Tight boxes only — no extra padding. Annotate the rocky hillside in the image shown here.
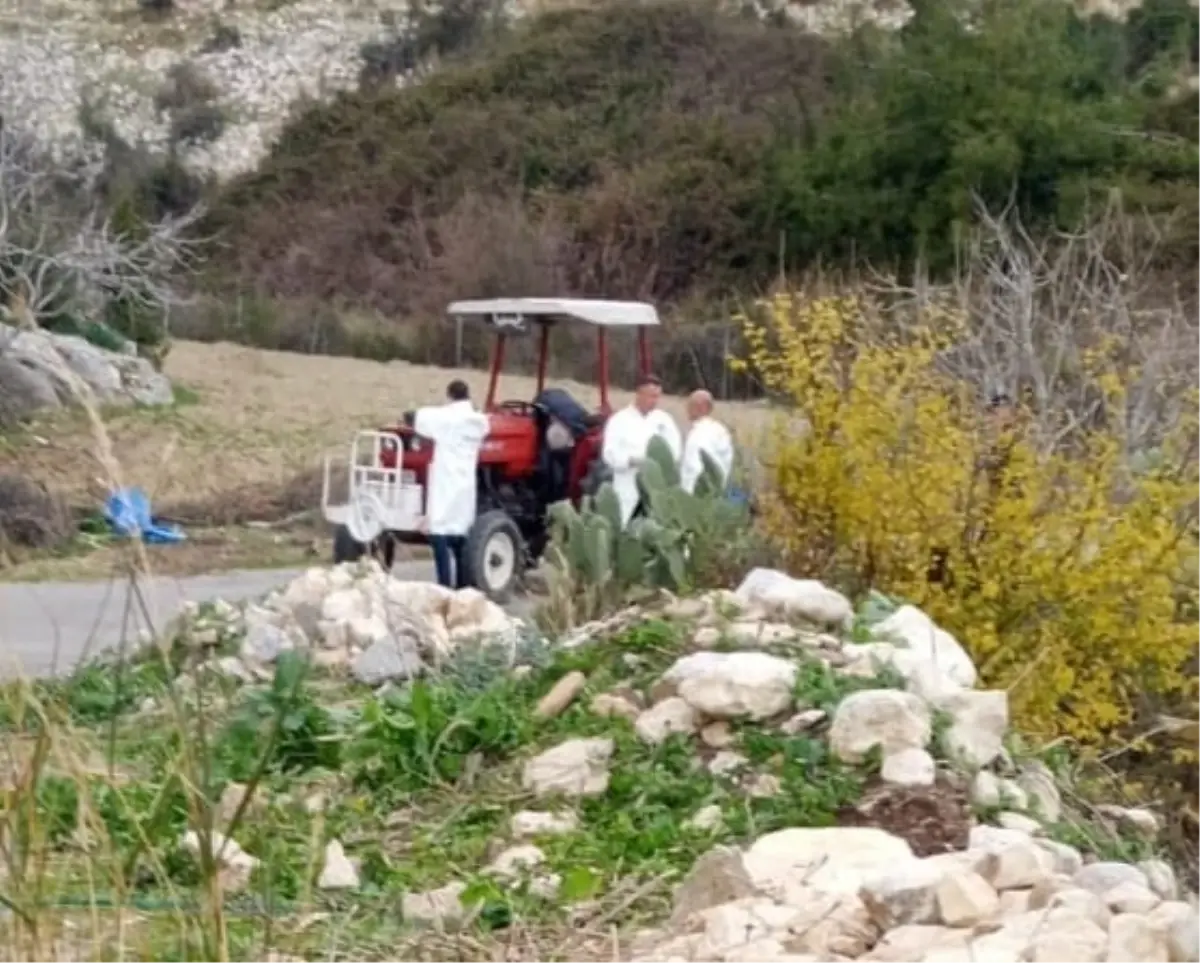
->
[0,0,1183,183]
[3,560,1194,960]
[0,0,403,179]
[0,0,910,182]
[2,0,1194,383]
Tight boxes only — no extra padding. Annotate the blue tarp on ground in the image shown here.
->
[104,487,187,545]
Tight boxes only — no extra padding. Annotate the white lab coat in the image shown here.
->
[601,404,682,525]
[414,400,490,536]
[681,416,735,494]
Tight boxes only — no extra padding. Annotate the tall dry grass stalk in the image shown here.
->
[0,328,304,961]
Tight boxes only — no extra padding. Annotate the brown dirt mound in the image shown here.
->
[836,778,972,858]
[0,473,74,551]
[160,465,341,526]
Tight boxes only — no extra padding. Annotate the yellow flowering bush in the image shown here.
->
[736,291,1198,748]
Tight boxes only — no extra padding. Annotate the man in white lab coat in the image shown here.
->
[414,379,490,588]
[680,389,735,494]
[601,374,682,526]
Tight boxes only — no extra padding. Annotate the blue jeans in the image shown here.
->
[430,534,467,589]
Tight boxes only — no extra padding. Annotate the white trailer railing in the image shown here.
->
[321,430,424,543]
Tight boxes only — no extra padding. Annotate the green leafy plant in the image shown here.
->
[345,676,535,796]
[214,652,339,780]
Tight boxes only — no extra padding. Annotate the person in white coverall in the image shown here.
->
[680,389,734,494]
[601,374,682,526]
[414,379,490,588]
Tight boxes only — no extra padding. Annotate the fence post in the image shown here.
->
[722,323,731,399]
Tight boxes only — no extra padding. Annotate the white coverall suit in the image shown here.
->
[414,399,490,587]
[680,415,735,494]
[601,404,682,526]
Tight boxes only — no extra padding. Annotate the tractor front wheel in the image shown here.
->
[464,511,523,603]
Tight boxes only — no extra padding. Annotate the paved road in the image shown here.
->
[0,560,437,679]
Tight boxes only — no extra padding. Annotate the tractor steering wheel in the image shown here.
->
[496,400,537,417]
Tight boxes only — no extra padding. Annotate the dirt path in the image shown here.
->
[0,562,539,679]
[2,559,536,678]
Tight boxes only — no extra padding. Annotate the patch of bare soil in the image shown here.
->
[836,779,973,857]
[5,339,777,520]
[0,340,777,579]
[0,522,333,582]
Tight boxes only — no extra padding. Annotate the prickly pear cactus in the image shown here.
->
[594,483,624,534]
[582,513,614,586]
[615,531,646,584]
[645,435,681,487]
[694,450,726,499]
[546,432,751,609]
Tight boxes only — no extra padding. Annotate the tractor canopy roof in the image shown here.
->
[447,298,660,329]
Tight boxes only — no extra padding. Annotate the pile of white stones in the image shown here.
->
[179,564,1196,961]
[630,823,1195,962]
[181,559,523,687]
[484,570,1197,962]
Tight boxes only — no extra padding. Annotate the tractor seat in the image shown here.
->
[534,388,594,439]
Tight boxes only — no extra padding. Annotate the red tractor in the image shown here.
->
[320,298,659,600]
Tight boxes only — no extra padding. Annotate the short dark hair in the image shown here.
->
[447,379,470,401]
[636,373,662,390]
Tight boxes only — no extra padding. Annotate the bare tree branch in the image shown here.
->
[0,124,206,344]
[866,195,1197,459]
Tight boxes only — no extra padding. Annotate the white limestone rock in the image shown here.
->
[733,569,853,627]
[522,737,614,798]
[829,690,932,763]
[663,651,798,721]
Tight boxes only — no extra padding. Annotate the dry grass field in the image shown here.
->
[1,340,778,579]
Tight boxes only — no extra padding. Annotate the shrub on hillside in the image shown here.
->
[199,20,242,55]
[137,0,174,16]
[153,62,218,115]
[154,61,226,148]
[207,1,831,306]
[206,0,1197,321]
[736,219,1198,749]
[766,0,1199,272]
[360,0,509,87]
[169,103,226,147]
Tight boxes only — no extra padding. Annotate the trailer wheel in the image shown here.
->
[333,524,366,565]
[464,511,522,603]
[375,533,397,572]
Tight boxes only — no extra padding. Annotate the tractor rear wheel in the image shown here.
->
[332,524,366,565]
[464,511,523,603]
